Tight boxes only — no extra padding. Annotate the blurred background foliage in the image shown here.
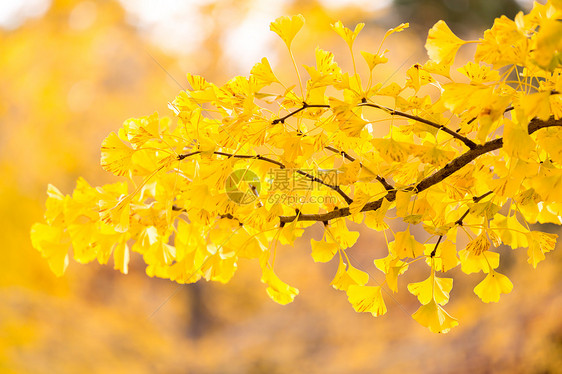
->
[1,0,561,373]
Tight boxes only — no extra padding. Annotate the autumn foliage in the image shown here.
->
[32,1,562,333]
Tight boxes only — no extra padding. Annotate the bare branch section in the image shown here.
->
[279,116,562,224]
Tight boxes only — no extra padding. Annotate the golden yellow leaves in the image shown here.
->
[270,14,305,49]
[473,270,513,303]
[100,132,134,177]
[30,223,69,277]
[392,228,425,259]
[347,285,387,317]
[457,62,500,84]
[331,21,364,50]
[412,299,459,334]
[31,5,562,336]
[331,260,369,291]
[533,19,562,70]
[30,178,135,277]
[425,20,467,66]
[475,16,527,68]
[527,231,558,268]
[261,267,299,305]
[465,233,490,256]
[310,239,338,263]
[250,57,280,86]
[361,51,388,71]
[406,64,435,92]
[304,48,342,90]
[408,275,453,306]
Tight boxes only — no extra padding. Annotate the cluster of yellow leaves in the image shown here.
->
[32,1,562,333]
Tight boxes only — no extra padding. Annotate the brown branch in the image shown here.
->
[324,146,395,192]
[430,235,443,258]
[272,102,330,124]
[454,191,494,226]
[279,116,562,224]
[359,102,478,149]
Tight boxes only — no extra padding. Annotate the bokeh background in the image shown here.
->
[2,0,561,373]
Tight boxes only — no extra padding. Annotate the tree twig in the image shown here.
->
[272,102,330,124]
[359,102,478,149]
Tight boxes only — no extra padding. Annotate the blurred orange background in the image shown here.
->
[1,0,561,373]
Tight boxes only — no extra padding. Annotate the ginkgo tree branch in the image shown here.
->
[324,145,395,191]
[455,190,494,226]
[177,149,353,205]
[279,116,562,224]
[272,101,478,149]
[358,102,478,149]
[271,102,331,124]
[30,8,562,334]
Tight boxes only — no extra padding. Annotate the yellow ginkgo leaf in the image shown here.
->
[392,227,425,259]
[385,22,409,37]
[374,252,408,293]
[533,19,562,70]
[412,299,458,333]
[121,112,165,149]
[310,238,339,263]
[526,230,558,268]
[459,249,499,274]
[250,57,280,85]
[326,219,360,249]
[457,61,500,84]
[99,195,131,233]
[376,82,403,97]
[30,223,70,277]
[425,20,467,65]
[270,14,305,49]
[465,232,490,256]
[338,159,361,186]
[349,189,371,215]
[261,267,299,305]
[100,132,134,177]
[331,21,364,49]
[331,259,369,291]
[422,59,451,78]
[406,64,435,92]
[489,213,530,249]
[519,91,552,121]
[314,47,341,78]
[428,239,460,273]
[44,184,65,225]
[473,270,513,303]
[408,275,453,305]
[361,50,388,71]
[346,285,387,317]
[364,198,391,231]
